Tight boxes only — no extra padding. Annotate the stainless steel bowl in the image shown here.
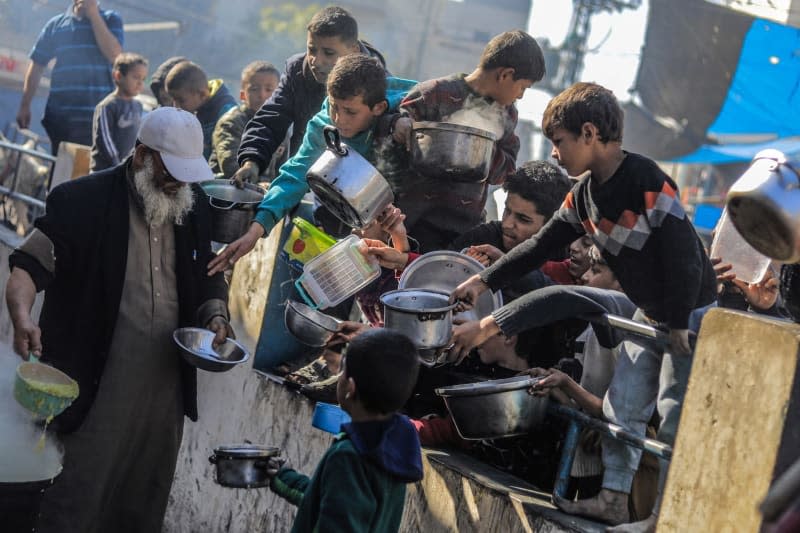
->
[410,121,497,182]
[209,444,281,488]
[399,250,503,322]
[172,328,250,372]
[284,300,342,347]
[435,376,548,440]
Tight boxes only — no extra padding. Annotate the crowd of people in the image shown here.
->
[7,2,789,533]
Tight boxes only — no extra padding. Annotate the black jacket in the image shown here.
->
[9,161,228,432]
[237,41,388,173]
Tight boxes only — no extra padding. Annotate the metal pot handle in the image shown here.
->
[208,196,237,210]
[323,126,348,157]
[208,455,218,465]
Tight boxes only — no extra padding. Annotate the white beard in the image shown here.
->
[133,155,194,226]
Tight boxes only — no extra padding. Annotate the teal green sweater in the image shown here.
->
[271,414,424,533]
[252,77,417,234]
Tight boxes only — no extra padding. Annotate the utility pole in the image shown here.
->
[538,0,642,160]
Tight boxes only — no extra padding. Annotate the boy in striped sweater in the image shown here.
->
[453,82,717,532]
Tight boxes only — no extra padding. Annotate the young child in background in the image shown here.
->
[165,61,237,158]
[149,56,187,107]
[453,82,717,531]
[268,329,424,533]
[391,30,546,252]
[90,52,148,171]
[210,61,283,180]
[541,235,593,285]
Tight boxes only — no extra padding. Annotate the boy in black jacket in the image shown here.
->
[452,82,717,532]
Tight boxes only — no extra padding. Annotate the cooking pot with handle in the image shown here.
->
[201,181,266,244]
[726,149,800,262]
[410,121,497,183]
[306,126,394,229]
[380,289,457,352]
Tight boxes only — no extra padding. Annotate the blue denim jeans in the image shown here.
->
[601,302,716,494]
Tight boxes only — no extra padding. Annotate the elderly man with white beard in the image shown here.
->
[5,107,232,533]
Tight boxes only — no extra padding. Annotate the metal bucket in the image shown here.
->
[0,475,60,532]
[208,444,281,488]
[410,121,497,182]
[200,181,266,244]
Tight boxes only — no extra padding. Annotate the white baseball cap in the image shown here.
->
[137,107,213,183]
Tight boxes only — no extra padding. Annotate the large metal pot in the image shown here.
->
[410,121,497,182]
[306,126,394,229]
[200,181,266,243]
[726,149,800,262]
[436,376,548,440]
[208,444,281,488]
[1,476,60,533]
[380,289,457,351]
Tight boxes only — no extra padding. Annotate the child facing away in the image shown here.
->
[90,52,148,171]
[208,54,416,275]
[165,60,237,159]
[209,61,283,180]
[452,82,717,531]
[389,30,546,252]
[267,329,424,533]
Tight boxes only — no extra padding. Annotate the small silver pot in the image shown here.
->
[726,149,800,262]
[208,444,281,488]
[410,121,497,183]
[380,289,456,351]
[436,376,548,440]
[306,126,394,229]
[201,181,266,243]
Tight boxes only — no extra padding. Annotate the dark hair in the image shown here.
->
[165,61,207,94]
[114,52,148,77]
[327,54,387,107]
[307,6,358,44]
[479,30,545,82]
[149,56,188,98]
[344,329,419,414]
[241,60,280,85]
[503,161,571,221]
[542,82,624,143]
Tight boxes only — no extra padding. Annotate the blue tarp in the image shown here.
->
[670,18,800,164]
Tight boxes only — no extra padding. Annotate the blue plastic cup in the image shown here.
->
[311,402,351,434]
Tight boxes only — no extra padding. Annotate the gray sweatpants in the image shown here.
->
[601,302,716,494]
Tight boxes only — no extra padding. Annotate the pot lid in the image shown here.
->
[200,181,265,204]
[379,289,456,314]
[212,444,281,458]
[435,375,541,398]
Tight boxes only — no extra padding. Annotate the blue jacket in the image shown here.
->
[252,77,417,234]
[237,41,388,172]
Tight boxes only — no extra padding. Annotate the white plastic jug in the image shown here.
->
[710,208,771,284]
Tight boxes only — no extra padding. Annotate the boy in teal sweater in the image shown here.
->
[208,54,416,275]
[268,329,424,532]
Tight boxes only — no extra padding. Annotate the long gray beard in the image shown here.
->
[133,155,194,226]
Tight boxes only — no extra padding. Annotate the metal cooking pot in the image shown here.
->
[306,126,394,229]
[436,376,548,440]
[410,121,497,183]
[284,300,342,347]
[208,444,281,488]
[380,289,457,351]
[726,149,800,262]
[1,475,61,532]
[201,181,266,244]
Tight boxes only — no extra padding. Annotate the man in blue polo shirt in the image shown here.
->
[16,0,124,155]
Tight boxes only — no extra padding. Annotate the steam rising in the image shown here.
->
[0,347,63,482]
[444,94,508,139]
